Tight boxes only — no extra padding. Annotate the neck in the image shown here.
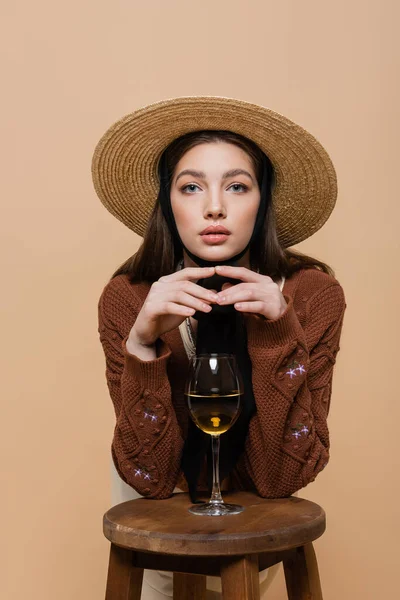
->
[182,249,251,269]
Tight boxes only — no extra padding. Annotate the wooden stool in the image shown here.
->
[103,490,325,599]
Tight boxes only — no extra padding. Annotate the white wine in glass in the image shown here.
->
[184,353,244,516]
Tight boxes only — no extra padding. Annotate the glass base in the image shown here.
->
[188,501,244,516]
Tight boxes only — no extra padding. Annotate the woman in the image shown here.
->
[93,96,346,598]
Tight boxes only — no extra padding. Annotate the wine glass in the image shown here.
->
[184,353,245,516]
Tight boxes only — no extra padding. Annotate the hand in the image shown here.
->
[214,265,288,320]
[130,267,219,346]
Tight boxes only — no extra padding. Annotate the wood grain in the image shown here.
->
[283,543,323,599]
[130,550,283,577]
[103,491,325,556]
[105,544,143,600]
[173,573,206,599]
[220,554,260,599]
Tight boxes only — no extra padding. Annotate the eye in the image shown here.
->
[181,183,248,194]
[228,183,248,192]
[181,184,201,193]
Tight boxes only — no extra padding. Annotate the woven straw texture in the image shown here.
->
[92,96,337,247]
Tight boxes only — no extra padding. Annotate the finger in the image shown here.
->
[233,301,265,314]
[163,291,213,313]
[217,284,256,305]
[174,280,219,302]
[215,265,267,283]
[159,267,215,283]
[163,302,197,317]
[154,279,218,302]
[221,282,233,291]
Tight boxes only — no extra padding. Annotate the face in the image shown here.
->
[170,142,260,267]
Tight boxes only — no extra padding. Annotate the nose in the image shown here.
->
[203,192,227,219]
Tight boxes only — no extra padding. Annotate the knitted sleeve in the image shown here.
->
[244,281,346,497]
[98,279,184,499]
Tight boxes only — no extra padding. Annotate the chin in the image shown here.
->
[197,248,238,262]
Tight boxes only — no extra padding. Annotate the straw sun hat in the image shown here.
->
[91,96,337,247]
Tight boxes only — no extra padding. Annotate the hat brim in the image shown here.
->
[91,96,337,247]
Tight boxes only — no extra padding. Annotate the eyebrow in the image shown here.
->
[175,168,256,185]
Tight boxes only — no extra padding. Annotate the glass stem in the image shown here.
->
[210,434,224,504]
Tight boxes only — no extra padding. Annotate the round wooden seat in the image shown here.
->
[103,491,326,599]
[104,491,325,555]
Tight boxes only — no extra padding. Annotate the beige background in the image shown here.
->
[2,1,399,598]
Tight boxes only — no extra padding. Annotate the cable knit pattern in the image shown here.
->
[98,268,346,499]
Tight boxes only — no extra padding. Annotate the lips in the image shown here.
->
[200,227,231,245]
[200,226,231,235]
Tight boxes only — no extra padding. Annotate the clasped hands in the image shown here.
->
[212,265,287,321]
[129,264,289,350]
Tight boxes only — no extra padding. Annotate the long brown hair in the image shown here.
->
[111,130,334,282]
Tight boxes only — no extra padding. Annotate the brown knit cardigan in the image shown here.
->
[98,267,346,500]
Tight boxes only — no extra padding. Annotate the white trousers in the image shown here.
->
[110,459,281,599]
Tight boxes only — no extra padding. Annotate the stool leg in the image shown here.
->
[105,543,143,600]
[220,554,260,600]
[173,573,206,599]
[283,543,323,600]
